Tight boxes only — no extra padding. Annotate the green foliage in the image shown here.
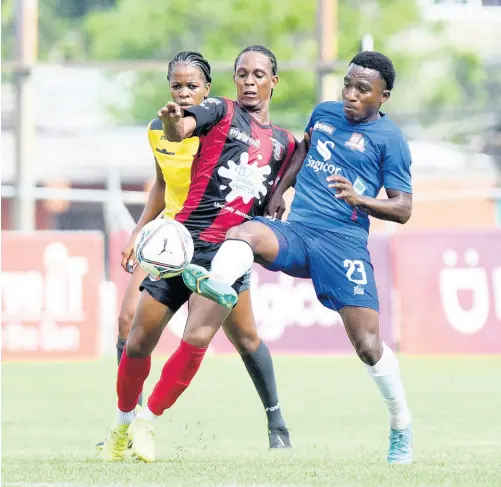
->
[1,0,15,61]
[83,0,318,126]
[81,0,487,128]
[1,0,79,61]
[3,0,488,130]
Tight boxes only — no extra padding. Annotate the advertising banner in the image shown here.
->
[1,232,104,361]
[393,231,501,354]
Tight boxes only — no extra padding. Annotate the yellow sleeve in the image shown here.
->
[147,119,156,157]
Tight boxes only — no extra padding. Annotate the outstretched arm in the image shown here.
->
[158,102,197,142]
[327,176,412,224]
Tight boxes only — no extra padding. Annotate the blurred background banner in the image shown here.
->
[1,232,104,361]
[394,230,501,354]
[108,232,395,356]
[2,0,501,359]
[4,229,500,360]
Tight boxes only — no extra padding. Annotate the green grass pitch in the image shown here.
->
[2,355,501,486]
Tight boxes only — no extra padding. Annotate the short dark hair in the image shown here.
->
[234,45,278,75]
[167,51,212,84]
[349,51,395,91]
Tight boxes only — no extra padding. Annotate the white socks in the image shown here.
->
[117,406,158,425]
[138,406,158,423]
[366,343,411,430]
[210,239,254,285]
[116,408,136,425]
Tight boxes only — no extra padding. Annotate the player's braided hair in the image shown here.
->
[234,45,278,76]
[167,51,212,84]
[349,51,395,91]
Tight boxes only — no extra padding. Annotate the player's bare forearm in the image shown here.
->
[158,102,196,142]
[274,137,309,195]
[133,165,166,233]
[161,118,187,142]
[356,189,412,224]
[327,176,412,224]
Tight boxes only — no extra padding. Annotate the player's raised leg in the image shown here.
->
[128,295,231,462]
[223,289,291,448]
[339,306,412,464]
[182,220,280,302]
[100,289,174,461]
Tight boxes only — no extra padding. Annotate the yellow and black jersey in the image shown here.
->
[147,118,199,219]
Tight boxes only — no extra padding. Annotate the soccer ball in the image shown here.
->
[134,218,194,278]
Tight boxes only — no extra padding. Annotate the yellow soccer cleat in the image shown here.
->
[100,424,129,461]
[128,417,156,463]
[96,405,142,452]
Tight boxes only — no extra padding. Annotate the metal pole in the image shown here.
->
[12,0,38,231]
[317,0,338,103]
[360,34,374,52]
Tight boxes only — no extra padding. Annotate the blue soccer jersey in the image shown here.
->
[288,101,412,241]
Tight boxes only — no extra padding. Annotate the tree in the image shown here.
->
[83,0,318,127]
[4,0,487,130]
[1,0,116,63]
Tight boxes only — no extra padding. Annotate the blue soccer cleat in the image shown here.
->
[182,264,238,309]
[387,422,413,464]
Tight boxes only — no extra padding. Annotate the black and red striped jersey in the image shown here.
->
[175,97,297,243]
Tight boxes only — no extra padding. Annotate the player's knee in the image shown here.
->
[226,225,250,243]
[233,332,260,354]
[125,335,154,358]
[226,223,259,251]
[183,329,213,349]
[353,333,382,366]
[118,308,135,340]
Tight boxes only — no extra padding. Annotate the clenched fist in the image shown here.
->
[158,101,183,124]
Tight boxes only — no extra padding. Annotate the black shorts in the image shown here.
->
[139,240,251,312]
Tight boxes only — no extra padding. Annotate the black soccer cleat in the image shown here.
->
[268,426,292,449]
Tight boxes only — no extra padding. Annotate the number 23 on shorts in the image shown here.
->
[344,259,368,285]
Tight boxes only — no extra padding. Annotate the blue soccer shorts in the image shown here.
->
[253,217,379,312]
